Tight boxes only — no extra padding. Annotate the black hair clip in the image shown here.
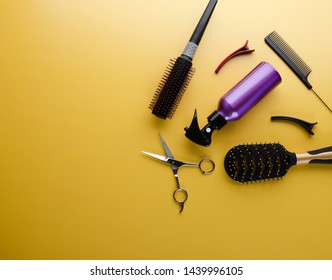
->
[271,116,318,135]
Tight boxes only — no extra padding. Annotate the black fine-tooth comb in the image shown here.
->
[224,143,332,183]
[265,31,332,113]
[149,0,218,119]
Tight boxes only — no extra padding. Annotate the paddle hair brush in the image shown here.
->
[149,0,218,119]
[224,143,332,183]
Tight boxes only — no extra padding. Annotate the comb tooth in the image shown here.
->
[267,31,312,76]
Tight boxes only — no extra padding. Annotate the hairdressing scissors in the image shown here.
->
[142,132,215,213]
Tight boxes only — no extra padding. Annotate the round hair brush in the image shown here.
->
[149,0,218,119]
[224,143,332,183]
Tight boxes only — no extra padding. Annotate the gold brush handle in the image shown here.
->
[296,146,332,165]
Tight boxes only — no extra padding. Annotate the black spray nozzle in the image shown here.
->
[184,109,227,147]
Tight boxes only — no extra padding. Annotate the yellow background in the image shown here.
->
[1,0,332,260]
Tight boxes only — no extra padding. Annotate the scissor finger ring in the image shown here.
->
[198,158,215,174]
[173,188,188,212]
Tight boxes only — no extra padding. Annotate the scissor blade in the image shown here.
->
[141,151,168,163]
[158,132,175,159]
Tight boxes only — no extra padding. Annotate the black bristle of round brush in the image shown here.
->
[151,56,193,119]
[224,143,297,183]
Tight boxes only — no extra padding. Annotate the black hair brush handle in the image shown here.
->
[301,146,332,164]
[224,143,332,183]
[189,0,218,46]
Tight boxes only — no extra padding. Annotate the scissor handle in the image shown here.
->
[198,158,215,174]
[173,188,188,213]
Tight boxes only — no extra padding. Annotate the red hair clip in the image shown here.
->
[215,40,255,74]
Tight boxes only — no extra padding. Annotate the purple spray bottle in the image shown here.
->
[184,62,282,146]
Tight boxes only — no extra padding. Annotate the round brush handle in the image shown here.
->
[182,0,218,61]
[189,0,218,45]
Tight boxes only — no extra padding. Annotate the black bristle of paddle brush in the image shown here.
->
[149,57,195,119]
[224,143,297,183]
